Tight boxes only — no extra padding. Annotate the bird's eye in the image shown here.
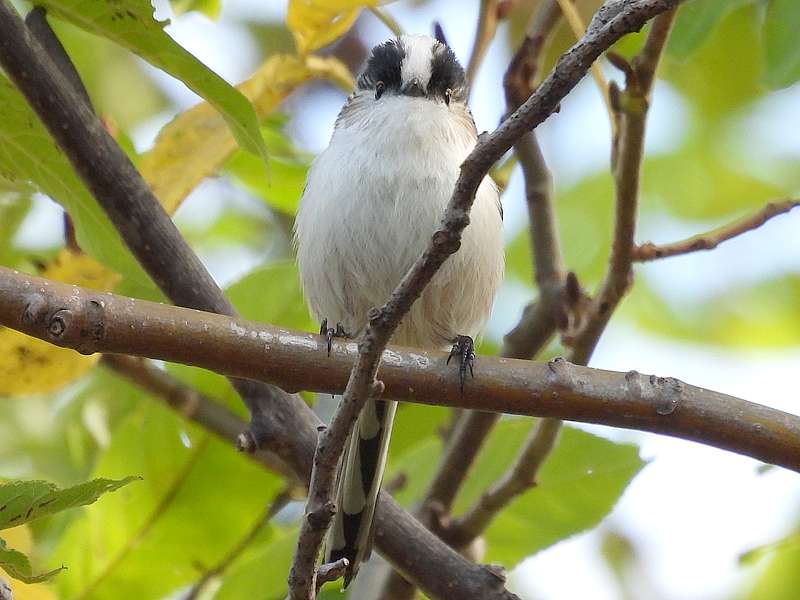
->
[444,88,452,106]
[375,81,385,100]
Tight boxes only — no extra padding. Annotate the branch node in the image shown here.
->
[235,430,258,454]
[316,558,350,591]
[22,293,47,325]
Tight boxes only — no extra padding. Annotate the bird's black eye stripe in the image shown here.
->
[358,39,405,95]
[429,44,466,104]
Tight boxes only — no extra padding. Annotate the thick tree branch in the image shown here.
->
[2,267,799,473]
[633,199,799,261]
[0,6,520,599]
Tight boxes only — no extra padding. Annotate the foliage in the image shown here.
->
[0,0,798,599]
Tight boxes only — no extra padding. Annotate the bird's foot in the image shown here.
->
[319,318,349,356]
[447,335,475,393]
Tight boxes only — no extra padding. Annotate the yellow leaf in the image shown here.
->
[0,251,119,397]
[139,53,353,215]
[1,527,57,600]
[287,0,378,55]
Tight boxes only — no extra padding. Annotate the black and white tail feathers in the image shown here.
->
[325,397,397,586]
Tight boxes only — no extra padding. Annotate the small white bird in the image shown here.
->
[294,34,504,585]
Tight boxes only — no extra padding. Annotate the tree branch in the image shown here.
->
[2,267,799,473]
[633,199,799,261]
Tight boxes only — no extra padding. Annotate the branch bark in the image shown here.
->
[2,267,799,473]
[633,199,799,261]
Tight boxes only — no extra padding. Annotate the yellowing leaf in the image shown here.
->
[287,0,378,55]
[140,54,353,215]
[0,251,120,397]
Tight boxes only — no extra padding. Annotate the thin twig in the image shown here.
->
[187,487,296,600]
[446,418,562,546]
[465,0,500,92]
[3,269,800,472]
[315,558,351,591]
[569,8,677,365]
[436,7,679,550]
[633,199,799,261]
[554,0,615,129]
[382,8,570,598]
[368,6,404,37]
[289,2,679,597]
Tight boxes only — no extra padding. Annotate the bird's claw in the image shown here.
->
[447,335,475,393]
[319,318,348,356]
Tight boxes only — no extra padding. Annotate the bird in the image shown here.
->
[294,33,504,586]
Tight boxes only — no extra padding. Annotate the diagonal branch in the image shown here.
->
[3,267,800,473]
[441,7,679,549]
[288,2,680,597]
[633,199,799,261]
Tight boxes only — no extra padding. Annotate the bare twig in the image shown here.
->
[368,6,404,37]
[465,0,501,92]
[315,558,351,591]
[554,0,615,128]
[569,8,677,365]
[446,418,562,547]
[3,268,800,472]
[188,487,296,600]
[435,7,678,550]
[633,199,799,261]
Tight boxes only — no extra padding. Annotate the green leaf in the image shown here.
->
[0,477,139,530]
[0,192,31,266]
[0,538,66,583]
[214,525,297,599]
[663,4,763,118]
[745,528,800,600]
[170,0,221,19]
[53,402,283,600]
[0,538,64,584]
[35,0,268,164]
[667,0,754,60]
[0,76,155,296]
[762,0,800,89]
[226,123,311,216]
[627,275,800,349]
[389,422,645,568]
[226,261,313,330]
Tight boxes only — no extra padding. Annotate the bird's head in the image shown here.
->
[357,34,467,107]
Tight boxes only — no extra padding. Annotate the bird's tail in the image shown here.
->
[325,397,397,587]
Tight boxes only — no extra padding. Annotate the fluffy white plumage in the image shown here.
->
[294,34,504,584]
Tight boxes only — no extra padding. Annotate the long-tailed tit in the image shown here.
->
[294,34,504,585]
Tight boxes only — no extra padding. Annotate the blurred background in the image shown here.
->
[1,0,799,599]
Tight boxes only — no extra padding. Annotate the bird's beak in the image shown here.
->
[402,78,426,97]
